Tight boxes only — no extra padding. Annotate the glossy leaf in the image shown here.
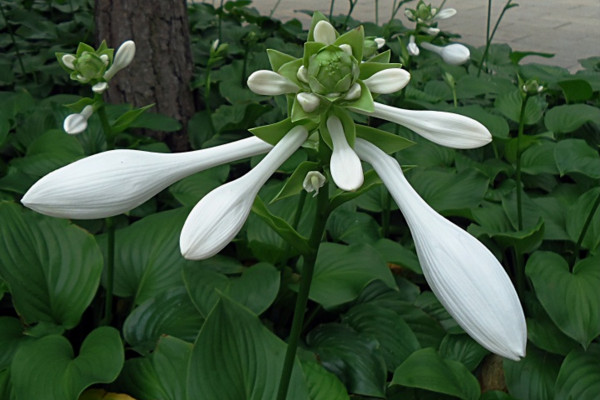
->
[187,296,308,399]
[0,202,103,329]
[11,327,123,400]
[302,360,350,400]
[494,89,544,125]
[566,187,600,250]
[545,104,600,134]
[555,345,600,400]
[554,139,600,179]
[438,334,488,371]
[504,345,561,400]
[526,251,600,347]
[168,165,230,207]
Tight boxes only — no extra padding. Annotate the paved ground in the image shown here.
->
[243,0,600,71]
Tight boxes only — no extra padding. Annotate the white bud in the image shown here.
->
[407,35,420,56]
[296,92,320,113]
[247,70,299,96]
[297,65,309,83]
[374,38,386,49]
[420,42,470,65]
[339,44,353,56]
[363,68,411,94]
[313,20,337,45]
[92,82,109,94]
[344,83,362,100]
[63,105,94,135]
[424,27,441,35]
[435,8,457,19]
[62,54,76,70]
[100,54,109,66]
[303,171,326,196]
[103,40,136,80]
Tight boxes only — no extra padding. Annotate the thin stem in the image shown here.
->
[574,190,600,260]
[329,0,335,19]
[218,0,225,43]
[101,217,116,326]
[374,0,379,25]
[276,187,329,400]
[96,103,115,148]
[478,0,513,77]
[343,0,357,29]
[515,94,528,231]
[382,191,391,237]
[511,247,526,300]
[269,0,283,18]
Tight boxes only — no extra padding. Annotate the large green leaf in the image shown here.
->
[187,296,308,399]
[107,208,193,305]
[308,243,396,309]
[183,262,280,317]
[554,139,600,179]
[302,360,350,400]
[555,345,600,400]
[0,202,103,329]
[307,323,387,397]
[168,165,229,207]
[342,303,421,371]
[544,104,600,134]
[391,348,480,400]
[503,345,562,400]
[10,327,123,400]
[438,334,488,372]
[0,317,26,370]
[326,207,381,245]
[566,187,600,250]
[494,89,545,125]
[123,286,204,354]
[526,252,600,348]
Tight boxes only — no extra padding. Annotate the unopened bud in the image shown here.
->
[303,171,326,196]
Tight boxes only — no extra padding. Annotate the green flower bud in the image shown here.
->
[363,39,378,59]
[307,45,359,96]
[72,52,107,82]
[521,79,544,95]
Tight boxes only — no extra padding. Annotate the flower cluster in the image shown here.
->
[58,40,136,134]
[22,13,526,360]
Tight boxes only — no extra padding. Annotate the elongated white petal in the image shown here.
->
[103,40,136,80]
[355,139,527,360]
[313,20,336,45]
[21,137,272,219]
[180,126,308,260]
[421,42,470,65]
[354,102,491,149]
[344,83,361,100]
[435,8,457,19]
[407,35,420,56]
[363,68,411,94]
[247,70,299,96]
[327,116,363,191]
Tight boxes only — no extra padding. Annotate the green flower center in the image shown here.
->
[307,45,359,96]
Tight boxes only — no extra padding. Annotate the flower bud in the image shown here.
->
[296,92,320,113]
[313,20,337,45]
[434,8,457,19]
[522,79,544,95]
[63,105,94,135]
[407,35,420,56]
[302,171,326,196]
[343,83,361,100]
[307,45,359,96]
[363,68,411,94]
[420,42,470,65]
[104,40,136,80]
[62,54,76,70]
[247,70,299,96]
[73,52,107,82]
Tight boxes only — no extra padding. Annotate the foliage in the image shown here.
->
[1,1,600,399]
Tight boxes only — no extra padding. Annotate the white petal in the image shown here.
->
[302,171,326,196]
[344,83,361,100]
[355,139,527,360]
[408,35,420,56]
[63,113,89,135]
[61,54,76,70]
[297,65,309,83]
[339,44,353,56]
[354,102,491,149]
[326,116,363,191]
[363,68,411,94]
[296,92,320,113]
[374,38,386,49]
[424,27,440,35]
[103,40,136,80]
[313,20,336,45]
[92,82,108,94]
[180,126,308,260]
[21,137,272,219]
[247,70,299,96]
[435,8,457,19]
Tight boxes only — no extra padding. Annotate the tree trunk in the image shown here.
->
[95,0,195,151]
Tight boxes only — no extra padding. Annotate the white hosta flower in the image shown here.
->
[363,68,411,94]
[92,82,108,94]
[354,139,527,361]
[103,40,136,80]
[421,42,470,65]
[63,105,94,135]
[374,37,386,49]
[424,27,440,36]
[353,102,491,149]
[21,137,272,219]
[247,70,299,95]
[327,115,363,191]
[303,171,326,196]
[296,92,320,113]
[407,35,420,56]
[434,7,457,19]
[313,20,337,45]
[180,125,308,260]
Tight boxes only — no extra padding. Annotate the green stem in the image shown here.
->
[574,190,600,260]
[269,0,283,18]
[343,0,356,29]
[276,187,329,400]
[374,0,379,25]
[511,247,526,300]
[329,0,335,19]
[478,0,512,77]
[382,191,391,237]
[217,0,225,43]
[515,94,528,231]
[96,103,115,149]
[101,217,116,326]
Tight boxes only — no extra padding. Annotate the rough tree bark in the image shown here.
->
[95,0,195,151]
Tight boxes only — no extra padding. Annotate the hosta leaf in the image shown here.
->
[308,243,396,309]
[123,286,204,354]
[526,252,600,348]
[494,89,544,125]
[302,360,350,400]
[566,187,600,250]
[0,202,103,329]
[545,104,600,134]
[168,165,229,207]
[307,323,386,397]
[187,296,308,399]
[438,334,488,371]
[11,327,123,400]
[504,345,561,400]
[391,347,480,400]
[554,139,600,179]
[555,345,600,400]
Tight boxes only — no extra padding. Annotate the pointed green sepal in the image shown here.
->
[250,118,296,145]
[339,80,374,113]
[334,25,365,61]
[303,42,327,68]
[367,49,392,63]
[278,58,304,88]
[64,97,97,112]
[359,62,403,80]
[75,42,96,57]
[267,49,299,72]
[112,104,155,134]
[272,161,321,202]
[355,124,415,154]
[291,96,328,124]
[329,169,382,210]
[319,106,356,149]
